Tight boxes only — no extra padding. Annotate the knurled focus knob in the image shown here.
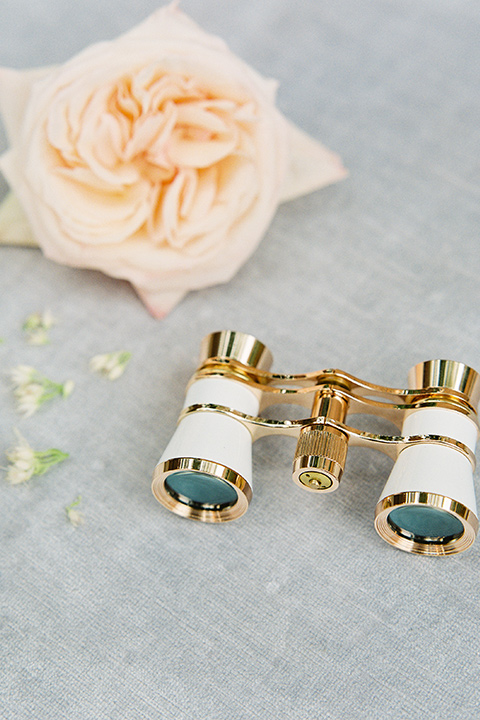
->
[292,424,348,492]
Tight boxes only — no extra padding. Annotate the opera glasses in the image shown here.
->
[152,330,480,556]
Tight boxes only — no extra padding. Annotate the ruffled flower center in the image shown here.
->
[45,67,260,249]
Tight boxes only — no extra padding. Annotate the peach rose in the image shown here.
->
[0,4,346,317]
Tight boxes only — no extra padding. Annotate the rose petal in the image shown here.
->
[0,67,52,146]
[42,173,152,245]
[279,120,348,202]
[0,3,347,317]
[134,285,187,318]
[0,190,37,246]
[121,4,229,54]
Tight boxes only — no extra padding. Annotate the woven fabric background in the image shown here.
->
[1,1,479,718]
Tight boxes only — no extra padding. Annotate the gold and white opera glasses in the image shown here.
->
[152,331,480,556]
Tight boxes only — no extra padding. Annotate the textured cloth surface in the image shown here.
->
[1,1,479,719]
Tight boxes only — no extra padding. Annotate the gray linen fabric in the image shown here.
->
[1,1,479,718]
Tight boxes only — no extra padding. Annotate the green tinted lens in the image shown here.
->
[165,470,238,511]
[388,505,464,544]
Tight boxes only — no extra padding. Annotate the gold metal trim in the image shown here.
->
[199,330,273,371]
[374,492,478,555]
[151,457,251,523]
[178,403,476,467]
[292,426,348,492]
[193,359,479,424]
[409,360,480,408]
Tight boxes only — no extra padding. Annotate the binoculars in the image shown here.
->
[152,330,480,556]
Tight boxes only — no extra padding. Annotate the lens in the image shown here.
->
[164,470,238,511]
[387,505,464,544]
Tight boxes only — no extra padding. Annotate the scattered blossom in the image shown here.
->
[65,496,84,527]
[5,431,69,484]
[89,351,131,380]
[10,365,74,416]
[22,310,56,345]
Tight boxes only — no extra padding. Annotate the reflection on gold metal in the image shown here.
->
[199,330,273,371]
[374,492,478,556]
[178,404,476,466]
[195,359,479,425]
[292,425,348,492]
[152,456,251,523]
[298,470,333,490]
[153,330,480,555]
[409,360,480,409]
[293,386,350,491]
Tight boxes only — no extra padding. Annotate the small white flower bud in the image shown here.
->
[89,351,131,380]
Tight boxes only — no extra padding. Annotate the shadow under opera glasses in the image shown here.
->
[152,330,480,556]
